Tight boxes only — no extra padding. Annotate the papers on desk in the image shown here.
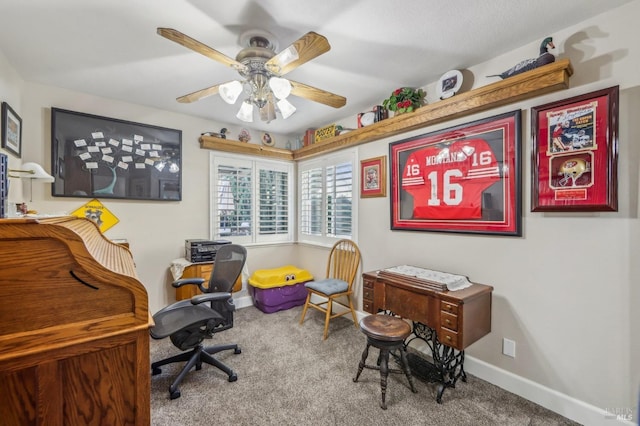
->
[383,265,472,291]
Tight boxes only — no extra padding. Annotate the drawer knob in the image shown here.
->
[446,335,451,341]
[445,319,451,325]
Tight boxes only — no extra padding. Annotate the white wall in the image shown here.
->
[2,1,639,424]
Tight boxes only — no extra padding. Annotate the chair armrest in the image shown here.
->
[190,292,232,305]
[172,277,206,288]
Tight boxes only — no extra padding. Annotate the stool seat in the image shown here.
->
[353,314,417,409]
[360,314,411,342]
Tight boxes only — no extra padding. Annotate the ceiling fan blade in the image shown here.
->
[157,28,247,73]
[176,84,221,103]
[265,32,330,75]
[289,80,346,108]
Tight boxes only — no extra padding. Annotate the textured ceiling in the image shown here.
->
[0,0,632,137]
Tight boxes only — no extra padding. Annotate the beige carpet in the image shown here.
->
[150,305,578,426]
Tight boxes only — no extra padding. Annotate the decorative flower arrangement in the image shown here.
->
[382,87,426,114]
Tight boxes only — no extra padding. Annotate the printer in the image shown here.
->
[185,239,231,263]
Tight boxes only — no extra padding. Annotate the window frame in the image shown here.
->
[210,152,294,245]
[297,148,358,246]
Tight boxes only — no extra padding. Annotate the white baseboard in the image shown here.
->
[464,356,634,426]
[234,295,254,309]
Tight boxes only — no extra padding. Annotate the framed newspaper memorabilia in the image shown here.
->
[531,86,618,212]
[390,110,522,236]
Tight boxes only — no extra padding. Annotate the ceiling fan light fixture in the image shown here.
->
[219,80,243,104]
[236,101,254,122]
[260,98,277,123]
[269,77,292,100]
[277,98,296,119]
[276,46,299,68]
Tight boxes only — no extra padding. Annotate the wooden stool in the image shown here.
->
[353,314,417,409]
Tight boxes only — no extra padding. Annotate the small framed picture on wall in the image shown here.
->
[360,155,386,198]
[1,102,22,158]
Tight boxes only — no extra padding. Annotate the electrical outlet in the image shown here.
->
[503,338,516,358]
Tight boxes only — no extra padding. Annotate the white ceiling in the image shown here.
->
[0,0,632,137]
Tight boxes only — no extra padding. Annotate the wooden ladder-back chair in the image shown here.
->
[299,239,362,340]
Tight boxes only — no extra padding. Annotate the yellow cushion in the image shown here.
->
[248,265,314,289]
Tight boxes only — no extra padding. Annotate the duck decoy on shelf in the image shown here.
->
[488,36,555,79]
[201,127,228,139]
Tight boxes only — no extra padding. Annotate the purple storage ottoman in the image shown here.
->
[248,265,313,313]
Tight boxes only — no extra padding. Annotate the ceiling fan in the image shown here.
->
[157,28,347,123]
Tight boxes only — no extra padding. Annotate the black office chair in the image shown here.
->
[150,244,247,399]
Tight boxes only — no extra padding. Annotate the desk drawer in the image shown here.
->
[363,287,374,301]
[441,311,458,331]
[199,264,213,275]
[441,301,458,315]
[363,300,374,313]
[439,328,459,348]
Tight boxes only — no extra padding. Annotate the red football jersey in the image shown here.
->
[402,139,500,219]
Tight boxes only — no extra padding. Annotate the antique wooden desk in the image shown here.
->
[362,269,493,403]
[0,216,151,425]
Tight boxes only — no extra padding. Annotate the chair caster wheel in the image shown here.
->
[228,373,238,382]
[170,390,181,400]
[234,348,241,354]
[152,367,162,375]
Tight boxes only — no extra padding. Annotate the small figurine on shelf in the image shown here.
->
[238,129,251,143]
[200,128,227,139]
[487,37,555,79]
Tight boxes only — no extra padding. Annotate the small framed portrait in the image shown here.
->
[360,155,386,198]
[1,102,22,158]
[262,132,275,146]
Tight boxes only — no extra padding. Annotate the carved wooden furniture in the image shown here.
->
[353,314,417,409]
[0,216,151,425]
[362,269,493,403]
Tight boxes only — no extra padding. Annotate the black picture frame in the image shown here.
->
[51,108,182,201]
[1,102,22,158]
[390,110,522,236]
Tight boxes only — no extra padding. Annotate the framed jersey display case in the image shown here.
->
[530,86,618,212]
[390,110,522,236]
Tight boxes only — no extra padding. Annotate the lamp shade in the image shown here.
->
[236,101,254,122]
[11,162,55,182]
[269,77,292,100]
[277,98,296,119]
[219,80,243,104]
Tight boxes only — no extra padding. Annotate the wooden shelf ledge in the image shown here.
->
[199,137,294,160]
[200,59,573,161]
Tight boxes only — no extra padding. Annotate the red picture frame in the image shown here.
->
[531,86,618,211]
[360,155,386,198]
[390,110,522,236]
